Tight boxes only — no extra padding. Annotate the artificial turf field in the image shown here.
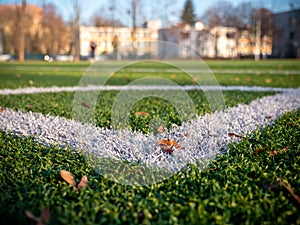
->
[0,59,299,224]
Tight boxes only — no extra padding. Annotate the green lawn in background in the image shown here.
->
[0,59,299,89]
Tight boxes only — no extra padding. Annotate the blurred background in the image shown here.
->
[0,0,299,61]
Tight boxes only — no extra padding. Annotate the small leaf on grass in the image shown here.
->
[228,132,260,143]
[157,125,165,133]
[77,176,88,189]
[39,208,51,225]
[277,177,300,204]
[269,146,289,157]
[135,111,149,116]
[60,170,76,187]
[252,147,268,156]
[25,208,50,225]
[26,105,33,109]
[81,102,91,109]
[60,170,88,190]
[0,107,4,113]
[25,210,38,221]
[228,132,245,138]
[157,139,181,154]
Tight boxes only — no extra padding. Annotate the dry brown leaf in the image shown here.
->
[157,126,165,133]
[265,78,272,83]
[60,170,88,190]
[15,73,22,78]
[228,132,243,138]
[277,177,300,204]
[25,210,38,221]
[81,102,91,109]
[77,176,88,189]
[252,147,268,156]
[157,139,181,154]
[39,208,51,225]
[0,107,5,113]
[157,139,181,149]
[269,146,289,157]
[25,208,50,225]
[135,111,149,116]
[60,170,76,187]
[26,105,33,109]
[269,151,277,157]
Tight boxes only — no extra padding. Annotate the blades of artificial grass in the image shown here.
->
[0,110,299,225]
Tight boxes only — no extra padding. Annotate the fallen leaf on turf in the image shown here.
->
[25,208,50,225]
[277,177,300,204]
[265,78,272,83]
[81,102,91,109]
[252,147,268,156]
[269,146,289,157]
[25,210,38,221]
[135,111,149,116]
[39,208,51,225]
[157,139,181,149]
[0,107,4,113]
[77,175,88,189]
[26,105,33,109]
[228,132,260,143]
[60,170,76,187]
[228,132,248,139]
[60,170,88,190]
[157,139,181,154]
[157,126,165,133]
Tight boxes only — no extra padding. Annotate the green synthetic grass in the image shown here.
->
[0,110,299,225]
[0,60,299,89]
[0,59,299,224]
[0,90,275,133]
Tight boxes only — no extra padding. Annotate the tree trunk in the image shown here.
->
[17,0,26,62]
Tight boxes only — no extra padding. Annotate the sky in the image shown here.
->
[1,0,299,26]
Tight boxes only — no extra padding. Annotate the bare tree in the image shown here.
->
[15,0,27,61]
[71,0,81,61]
[42,3,70,55]
[200,1,237,28]
[90,12,124,27]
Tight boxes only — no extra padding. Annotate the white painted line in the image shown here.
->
[0,85,299,95]
[0,90,299,174]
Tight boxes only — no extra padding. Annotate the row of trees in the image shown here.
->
[181,0,273,36]
[0,0,73,61]
[0,0,275,61]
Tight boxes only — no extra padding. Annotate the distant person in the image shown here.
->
[90,41,97,62]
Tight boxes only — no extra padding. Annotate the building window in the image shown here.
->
[226,32,235,39]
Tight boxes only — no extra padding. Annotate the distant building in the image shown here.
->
[158,22,238,59]
[272,9,300,58]
[237,29,272,58]
[210,26,238,58]
[80,20,160,60]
